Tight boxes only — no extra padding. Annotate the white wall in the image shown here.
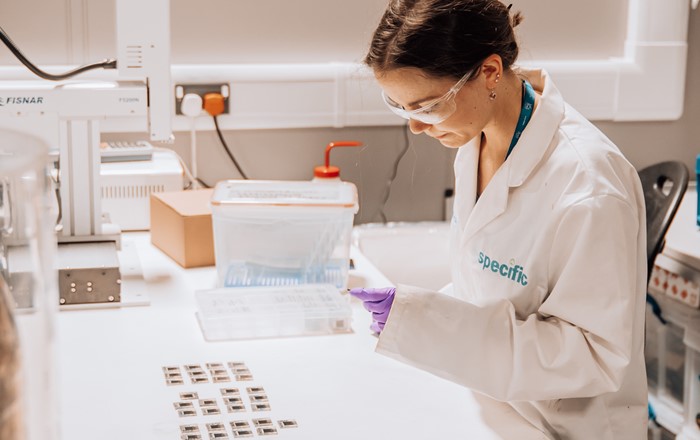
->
[0,0,628,65]
[502,1,629,61]
[2,1,699,223]
[595,7,700,173]
[4,0,674,126]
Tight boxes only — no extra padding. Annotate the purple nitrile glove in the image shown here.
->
[348,287,396,334]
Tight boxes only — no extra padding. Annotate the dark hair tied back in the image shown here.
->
[365,0,524,80]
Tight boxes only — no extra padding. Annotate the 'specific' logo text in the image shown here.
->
[478,252,528,286]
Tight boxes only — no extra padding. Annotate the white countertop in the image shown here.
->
[31,232,542,440]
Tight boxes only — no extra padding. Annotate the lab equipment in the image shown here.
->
[312,141,363,180]
[165,361,298,438]
[349,287,395,333]
[211,180,358,289]
[0,130,59,440]
[0,0,173,304]
[646,182,700,438]
[100,149,184,231]
[646,280,700,439]
[57,242,121,305]
[99,140,154,163]
[252,419,274,428]
[195,284,352,341]
[257,426,278,436]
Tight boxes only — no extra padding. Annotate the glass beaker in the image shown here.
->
[0,129,59,440]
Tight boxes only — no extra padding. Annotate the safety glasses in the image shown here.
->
[381,66,479,125]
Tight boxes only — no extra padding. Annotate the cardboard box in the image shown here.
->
[150,189,215,268]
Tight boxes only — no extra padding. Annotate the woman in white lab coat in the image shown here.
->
[350,1,648,438]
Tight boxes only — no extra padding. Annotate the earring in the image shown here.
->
[489,73,500,100]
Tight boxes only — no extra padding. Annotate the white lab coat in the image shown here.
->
[376,69,648,439]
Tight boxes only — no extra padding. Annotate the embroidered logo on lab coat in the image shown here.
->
[478,252,528,286]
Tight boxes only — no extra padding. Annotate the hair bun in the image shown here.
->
[510,9,524,28]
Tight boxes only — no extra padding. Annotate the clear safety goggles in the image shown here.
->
[381,66,478,125]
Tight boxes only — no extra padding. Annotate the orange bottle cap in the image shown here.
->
[314,165,341,178]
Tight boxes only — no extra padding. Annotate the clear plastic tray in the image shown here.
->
[195,284,352,341]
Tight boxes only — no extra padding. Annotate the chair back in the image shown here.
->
[638,161,689,281]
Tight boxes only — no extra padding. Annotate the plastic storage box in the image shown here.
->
[195,284,352,341]
[646,184,700,439]
[210,180,358,289]
[684,330,700,440]
[647,279,700,439]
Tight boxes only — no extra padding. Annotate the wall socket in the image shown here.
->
[174,83,230,115]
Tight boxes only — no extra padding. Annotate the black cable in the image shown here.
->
[185,177,210,190]
[213,115,249,180]
[646,293,667,325]
[377,122,411,223]
[195,177,211,189]
[0,25,116,81]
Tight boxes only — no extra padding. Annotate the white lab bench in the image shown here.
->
[34,180,700,439]
[45,232,546,440]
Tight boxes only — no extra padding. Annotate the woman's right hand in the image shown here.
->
[348,287,396,334]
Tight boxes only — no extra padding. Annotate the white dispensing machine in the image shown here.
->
[0,0,173,306]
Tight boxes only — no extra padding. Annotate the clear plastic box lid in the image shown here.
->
[195,284,353,341]
[196,284,351,318]
[211,180,358,208]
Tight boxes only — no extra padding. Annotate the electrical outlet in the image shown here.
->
[174,83,230,115]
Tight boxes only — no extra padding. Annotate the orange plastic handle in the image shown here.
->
[325,141,363,167]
